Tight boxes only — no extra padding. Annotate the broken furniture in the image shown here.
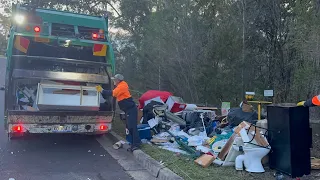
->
[182,110,216,132]
[36,83,100,111]
[267,104,312,178]
[153,105,186,126]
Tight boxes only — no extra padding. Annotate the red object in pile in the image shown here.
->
[166,96,186,113]
[138,90,173,109]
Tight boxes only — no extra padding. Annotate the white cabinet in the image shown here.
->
[36,83,100,111]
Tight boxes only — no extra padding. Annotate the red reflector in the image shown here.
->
[13,125,23,132]
[100,125,107,131]
[34,26,41,32]
[92,33,98,39]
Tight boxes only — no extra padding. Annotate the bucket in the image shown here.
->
[113,141,124,149]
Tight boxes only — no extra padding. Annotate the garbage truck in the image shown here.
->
[2,3,116,139]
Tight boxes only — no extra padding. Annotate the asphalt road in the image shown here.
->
[0,58,132,180]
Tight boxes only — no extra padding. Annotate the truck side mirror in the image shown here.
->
[0,86,5,91]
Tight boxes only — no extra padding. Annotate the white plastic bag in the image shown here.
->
[188,135,209,146]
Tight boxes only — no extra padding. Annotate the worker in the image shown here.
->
[96,74,141,152]
[297,95,320,107]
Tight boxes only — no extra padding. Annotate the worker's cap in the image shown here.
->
[111,74,124,81]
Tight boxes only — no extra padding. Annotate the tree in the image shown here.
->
[2,0,320,106]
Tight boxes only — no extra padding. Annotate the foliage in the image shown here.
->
[1,0,320,105]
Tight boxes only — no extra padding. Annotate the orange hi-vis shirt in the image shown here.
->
[112,81,132,102]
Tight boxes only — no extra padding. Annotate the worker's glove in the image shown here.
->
[95,85,103,93]
[297,101,305,107]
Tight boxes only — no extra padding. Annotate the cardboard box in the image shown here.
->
[311,157,320,170]
[249,126,269,147]
[217,133,237,161]
[194,154,216,168]
[233,121,251,134]
[234,121,269,147]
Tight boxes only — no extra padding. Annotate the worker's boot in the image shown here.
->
[127,146,139,152]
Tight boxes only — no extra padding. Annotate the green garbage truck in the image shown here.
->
[2,3,116,139]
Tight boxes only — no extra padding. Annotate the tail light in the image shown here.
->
[12,125,23,132]
[92,33,98,39]
[99,125,108,131]
[34,26,41,33]
[92,29,105,40]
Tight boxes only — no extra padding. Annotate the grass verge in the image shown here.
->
[112,117,320,180]
[141,144,276,180]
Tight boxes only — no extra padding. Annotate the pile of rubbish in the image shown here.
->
[134,90,270,172]
[16,85,38,111]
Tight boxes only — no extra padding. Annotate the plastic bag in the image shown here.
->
[188,135,209,146]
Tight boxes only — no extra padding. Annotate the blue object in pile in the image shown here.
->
[126,124,152,144]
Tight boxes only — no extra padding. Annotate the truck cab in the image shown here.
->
[4,4,116,138]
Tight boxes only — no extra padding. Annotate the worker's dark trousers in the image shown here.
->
[126,107,141,148]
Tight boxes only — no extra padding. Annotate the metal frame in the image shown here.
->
[8,123,112,133]
[7,110,112,116]
[12,55,111,67]
[13,69,109,84]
